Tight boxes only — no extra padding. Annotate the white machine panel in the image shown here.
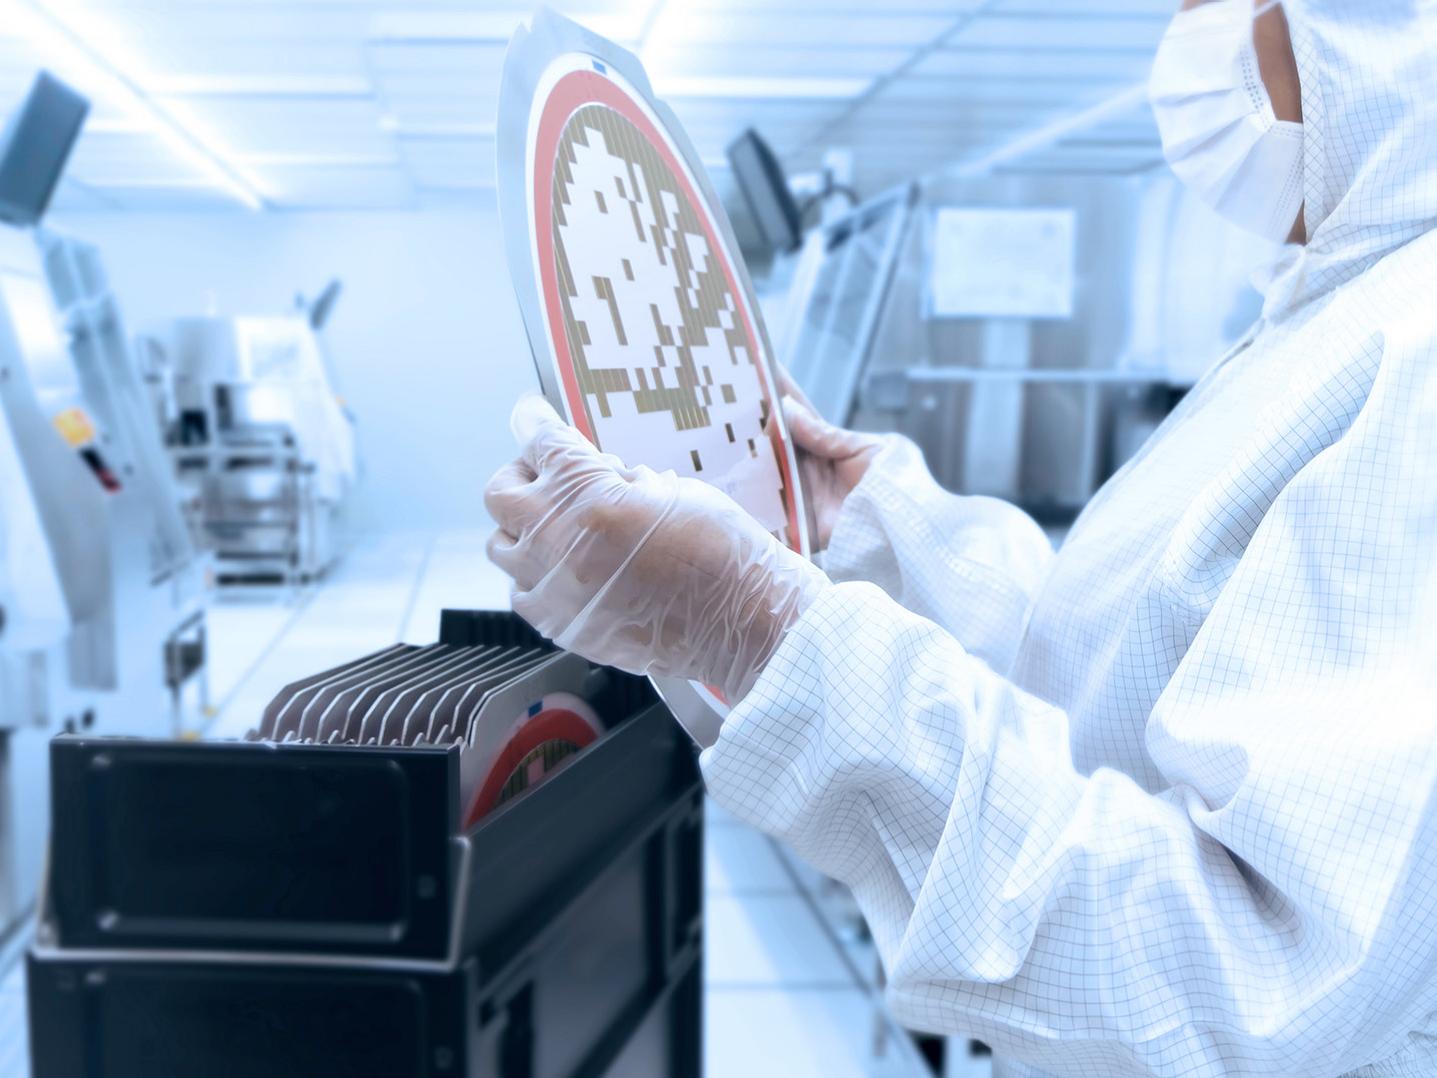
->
[0,228,111,625]
[0,399,66,653]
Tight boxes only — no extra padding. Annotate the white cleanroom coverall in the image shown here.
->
[701,2,1437,1074]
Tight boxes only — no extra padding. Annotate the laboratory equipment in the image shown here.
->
[927,205,1078,498]
[0,71,87,228]
[38,229,208,714]
[28,611,704,1078]
[727,128,804,257]
[777,182,918,426]
[0,371,75,955]
[0,73,209,956]
[149,310,357,585]
[833,173,1249,515]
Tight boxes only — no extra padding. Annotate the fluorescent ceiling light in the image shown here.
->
[653,75,869,100]
[641,0,871,101]
[370,11,639,44]
[948,82,1150,176]
[145,75,373,99]
[416,182,496,193]
[239,154,401,169]
[1,0,268,209]
[641,0,682,60]
[369,11,524,42]
[84,117,153,136]
[380,116,497,139]
[79,178,229,191]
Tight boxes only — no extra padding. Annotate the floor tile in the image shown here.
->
[0,963,26,1078]
[400,546,511,643]
[204,597,307,705]
[278,622,404,658]
[209,689,281,738]
[704,795,745,829]
[705,893,854,988]
[767,842,885,990]
[204,537,433,736]
[705,823,795,895]
[705,987,922,1078]
[775,842,833,896]
[948,1043,995,1078]
[838,932,885,993]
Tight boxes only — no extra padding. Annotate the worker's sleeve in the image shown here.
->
[820,436,1054,673]
[703,325,1437,1075]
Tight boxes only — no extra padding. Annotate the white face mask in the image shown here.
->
[1149,0,1304,243]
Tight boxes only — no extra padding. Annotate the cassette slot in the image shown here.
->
[250,640,611,824]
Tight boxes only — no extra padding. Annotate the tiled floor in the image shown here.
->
[2,530,988,1078]
[704,805,929,1077]
[0,963,23,1078]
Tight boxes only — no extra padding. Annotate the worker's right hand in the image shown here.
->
[485,396,830,704]
[776,370,889,550]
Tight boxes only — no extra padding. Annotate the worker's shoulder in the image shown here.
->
[1343,227,1437,337]
[1277,232,1437,416]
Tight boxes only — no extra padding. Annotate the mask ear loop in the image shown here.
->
[1185,0,1282,18]
[1240,0,1293,120]
[1250,0,1304,245]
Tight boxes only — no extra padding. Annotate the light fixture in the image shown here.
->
[651,76,870,100]
[639,0,681,63]
[369,10,640,45]
[367,11,526,43]
[145,75,373,99]
[949,82,1151,177]
[1,0,269,210]
[640,3,869,103]
[379,116,497,139]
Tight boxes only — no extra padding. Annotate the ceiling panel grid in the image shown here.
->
[0,0,1177,213]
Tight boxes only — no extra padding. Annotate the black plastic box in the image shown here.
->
[27,611,704,1077]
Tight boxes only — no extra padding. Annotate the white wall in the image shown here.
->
[53,206,537,531]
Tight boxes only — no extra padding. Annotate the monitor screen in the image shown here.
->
[0,71,89,227]
[726,128,802,257]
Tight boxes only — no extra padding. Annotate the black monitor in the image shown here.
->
[308,279,344,331]
[0,71,90,228]
[726,128,802,256]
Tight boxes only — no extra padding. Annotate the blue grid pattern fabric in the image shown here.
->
[702,3,1437,1073]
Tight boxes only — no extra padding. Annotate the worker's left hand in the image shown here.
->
[485,396,831,702]
[774,367,888,550]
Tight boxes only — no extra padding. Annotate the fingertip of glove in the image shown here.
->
[512,394,601,473]
[782,393,822,426]
[510,393,565,448]
[780,394,826,445]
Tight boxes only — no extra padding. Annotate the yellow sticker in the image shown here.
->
[52,407,96,449]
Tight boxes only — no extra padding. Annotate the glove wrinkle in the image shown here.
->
[486,398,832,703]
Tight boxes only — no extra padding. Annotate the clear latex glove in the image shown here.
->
[775,369,889,550]
[485,395,831,702]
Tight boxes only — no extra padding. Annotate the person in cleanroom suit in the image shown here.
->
[486,0,1437,1073]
